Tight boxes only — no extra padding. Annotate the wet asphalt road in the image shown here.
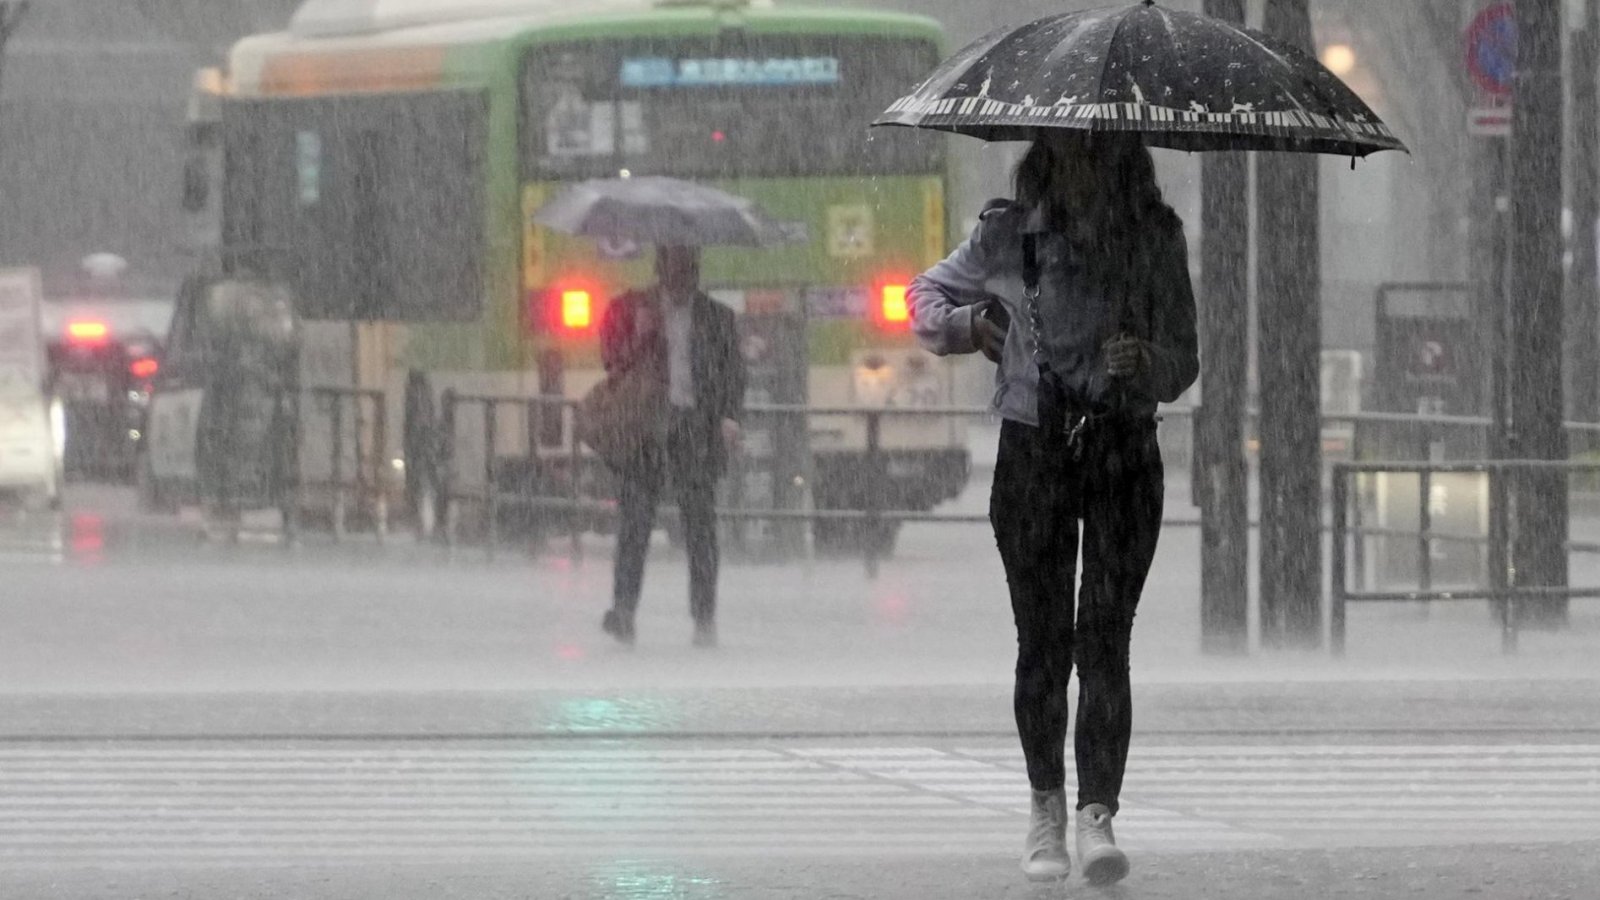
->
[1,487,1598,898]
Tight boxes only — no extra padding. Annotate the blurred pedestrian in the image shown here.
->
[599,246,746,648]
[910,132,1198,885]
[193,254,299,542]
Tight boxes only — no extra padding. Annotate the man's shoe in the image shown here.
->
[601,609,635,646]
[1020,788,1071,882]
[692,621,717,648]
[1076,803,1129,886]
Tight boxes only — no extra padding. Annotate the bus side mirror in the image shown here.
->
[182,156,209,213]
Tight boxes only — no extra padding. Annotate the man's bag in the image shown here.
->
[577,350,663,468]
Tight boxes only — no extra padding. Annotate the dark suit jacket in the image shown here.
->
[600,287,747,474]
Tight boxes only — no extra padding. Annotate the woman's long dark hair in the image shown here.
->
[1013,131,1167,234]
[1013,132,1172,335]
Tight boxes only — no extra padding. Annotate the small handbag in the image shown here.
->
[577,343,664,469]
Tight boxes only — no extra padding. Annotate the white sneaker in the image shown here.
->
[1076,802,1129,886]
[1020,788,1071,882]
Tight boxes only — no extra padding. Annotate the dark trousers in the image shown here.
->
[990,417,1164,815]
[613,411,719,624]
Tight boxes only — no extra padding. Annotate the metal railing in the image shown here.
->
[431,395,1210,575]
[310,389,1600,573]
[428,396,1600,550]
[297,386,389,543]
[1330,459,1600,656]
[438,391,585,562]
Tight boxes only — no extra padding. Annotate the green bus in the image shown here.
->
[171,0,970,547]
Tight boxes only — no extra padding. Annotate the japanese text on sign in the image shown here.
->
[621,56,840,88]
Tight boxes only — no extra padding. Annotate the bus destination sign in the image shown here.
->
[621,56,840,88]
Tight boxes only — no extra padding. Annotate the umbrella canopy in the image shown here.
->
[873,0,1406,157]
[533,177,800,248]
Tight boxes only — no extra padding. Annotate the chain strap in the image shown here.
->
[1027,283,1047,368]
[1022,233,1047,369]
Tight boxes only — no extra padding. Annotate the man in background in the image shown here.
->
[599,246,746,648]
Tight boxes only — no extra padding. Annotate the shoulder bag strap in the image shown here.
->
[1023,233,1047,377]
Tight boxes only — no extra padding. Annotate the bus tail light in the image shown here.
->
[129,357,160,380]
[560,289,593,331]
[67,320,110,346]
[527,287,600,334]
[879,284,910,327]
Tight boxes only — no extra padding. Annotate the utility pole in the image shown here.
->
[1472,0,1510,425]
[1568,0,1600,432]
[1198,0,1250,656]
[1511,0,1571,626]
[1256,0,1323,650]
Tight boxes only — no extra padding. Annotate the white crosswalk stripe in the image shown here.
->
[0,743,1594,867]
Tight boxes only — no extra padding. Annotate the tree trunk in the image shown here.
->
[1199,0,1250,656]
[1511,0,1570,626]
[1256,0,1323,650]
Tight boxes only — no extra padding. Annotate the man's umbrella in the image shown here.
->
[873,0,1406,157]
[533,176,801,248]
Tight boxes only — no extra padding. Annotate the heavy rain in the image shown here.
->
[0,0,1597,897]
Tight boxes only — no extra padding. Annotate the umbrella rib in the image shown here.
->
[1219,19,1312,117]
[1093,7,1143,122]
[1212,17,1364,146]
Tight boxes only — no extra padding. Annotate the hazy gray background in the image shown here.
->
[0,0,1469,357]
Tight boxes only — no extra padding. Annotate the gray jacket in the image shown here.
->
[910,199,1199,426]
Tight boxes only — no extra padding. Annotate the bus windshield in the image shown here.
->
[523,34,943,180]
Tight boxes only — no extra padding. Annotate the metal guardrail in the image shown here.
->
[430,396,1600,564]
[438,391,583,562]
[305,390,1600,568]
[298,386,389,544]
[1330,459,1600,657]
[431,396,1208,575]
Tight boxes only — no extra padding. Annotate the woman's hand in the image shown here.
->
[1104,334,1152,380]
[976,314,1007,362]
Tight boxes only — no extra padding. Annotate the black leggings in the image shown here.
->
[989,418,1163,815]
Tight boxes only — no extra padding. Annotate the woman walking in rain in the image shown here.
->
[910,132,1197,885]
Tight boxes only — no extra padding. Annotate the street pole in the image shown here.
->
[1568,0,1600,432]
[1256,0,1323,650]
[1199,0,1250,656]
[1511,0,1571,626]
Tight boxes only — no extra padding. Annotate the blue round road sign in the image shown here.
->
[1467,2,1517,97]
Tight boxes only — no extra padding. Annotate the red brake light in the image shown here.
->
[129,357,159,380]
[880,284,910,326]
[67,321,110,345]
[561,290,593,331]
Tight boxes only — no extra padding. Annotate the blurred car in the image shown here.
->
[0,267,60,510]
[39,293,171,483]
[138,272,299,516]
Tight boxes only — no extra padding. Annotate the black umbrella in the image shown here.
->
[873,0,1406,157]
[533,176,801,248]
